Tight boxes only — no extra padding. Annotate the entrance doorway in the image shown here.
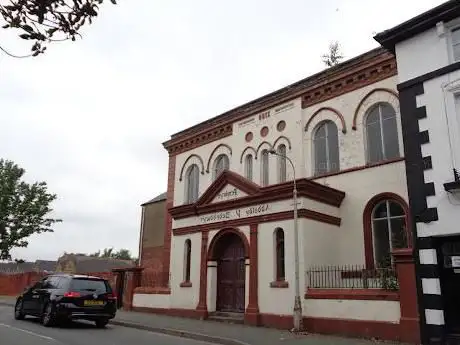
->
[441,239,460,335]
[216,233,246,313]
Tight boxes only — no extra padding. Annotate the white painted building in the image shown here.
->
[134,47,419,343]
[375,1,460,344]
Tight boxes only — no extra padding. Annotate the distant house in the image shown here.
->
[138,192,166,276]
[0,260,57,275]
[55,254,135,274]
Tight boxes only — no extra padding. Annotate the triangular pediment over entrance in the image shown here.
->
[196,170,260,206]
[169,170,346,221]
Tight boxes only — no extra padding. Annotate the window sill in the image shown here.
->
[180,281,192,288]
[311,157,405,180]
[270,280,289,288]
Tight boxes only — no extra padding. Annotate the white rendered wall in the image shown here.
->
[304,299,400,323]
[133,294,170,309]
[169,232,201,309]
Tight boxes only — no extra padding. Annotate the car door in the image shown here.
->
[34,277,59,314]
[22,280,44,313]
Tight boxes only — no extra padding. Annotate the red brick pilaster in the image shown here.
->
[245,223,260,325]
[122,271,134,311]
[122,268,143,311]
[196,231,209,318]
[161,154,176,287]
[392,248,420,344]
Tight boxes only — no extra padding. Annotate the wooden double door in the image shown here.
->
[216,234,246,313]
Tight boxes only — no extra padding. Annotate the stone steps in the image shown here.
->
[208,312,244,324]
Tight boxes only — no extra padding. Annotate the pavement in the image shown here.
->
[0,296,396,345]
[0,304,213,345]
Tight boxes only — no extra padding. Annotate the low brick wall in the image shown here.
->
[0,272,46,296]
[0,271,116,296]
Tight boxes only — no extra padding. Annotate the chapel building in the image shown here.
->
[133,47,419,343]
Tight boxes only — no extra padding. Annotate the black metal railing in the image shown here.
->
[306,265,399,290]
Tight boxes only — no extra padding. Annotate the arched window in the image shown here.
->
[365,103,400,164]
[372,200,408,267]
[213,154,229,180]
[277,144,287,183]
[275,228,285,281]
[184,239,191,282]
[245,154,253,181]
[313,120,339,176]
[185,164,199,204]
[261,149,270,186]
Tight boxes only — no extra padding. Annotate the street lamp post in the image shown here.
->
[269,148,303,332]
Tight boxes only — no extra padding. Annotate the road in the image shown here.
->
[0,305,214,345]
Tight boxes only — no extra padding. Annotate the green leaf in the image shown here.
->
[22,25,33,33]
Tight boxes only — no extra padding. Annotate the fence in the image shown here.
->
[0,271,117,296]
[306,264,399,290]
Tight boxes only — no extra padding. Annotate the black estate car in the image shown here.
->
[14,273,117,328]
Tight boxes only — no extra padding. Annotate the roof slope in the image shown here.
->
[141,192,167,206]
[374,0,460,52]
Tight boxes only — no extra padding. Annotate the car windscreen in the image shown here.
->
[69,278,110,293]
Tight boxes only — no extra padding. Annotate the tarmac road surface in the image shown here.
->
[0,305,216,345]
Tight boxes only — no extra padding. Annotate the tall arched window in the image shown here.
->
[185,164,199,204]
[275,228,285,281]
[372,200,408,267]
[213,154,229,180]
[184,239,191,282]
[365,103,400,164]
[313,120,339,176]
[261,149,269,186]
[277,144,287,183]
[245,154,253,181]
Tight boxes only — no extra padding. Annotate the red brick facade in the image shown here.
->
[161,155,176,288]
[140,246,164,273]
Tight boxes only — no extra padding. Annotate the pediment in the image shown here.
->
[196,170,260,206]
[169,170,346,221]
[210,184,248,203]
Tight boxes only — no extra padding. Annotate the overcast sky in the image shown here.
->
[0,0,445,261]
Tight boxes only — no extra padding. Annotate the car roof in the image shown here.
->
[47,273,106,280]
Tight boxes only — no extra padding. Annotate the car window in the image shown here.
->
[70,278,111,293]
[42,277,59,289]
[31,281,43,290]
[56,277,69,289]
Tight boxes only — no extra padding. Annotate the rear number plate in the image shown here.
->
[83,300,104,306]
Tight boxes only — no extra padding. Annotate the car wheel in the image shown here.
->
[41,303,56,327]
[14,299,25,320]
[95,319,109,328]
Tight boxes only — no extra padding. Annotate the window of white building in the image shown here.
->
[261,149,269,186]
[372,200,408,267]
[365,103,400,164]
[313,120,340,175]
[277,144,287,183]
[245,154,253,181]
[213,154,229,180]
[451,26,460,62]
[185,164,199,204]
